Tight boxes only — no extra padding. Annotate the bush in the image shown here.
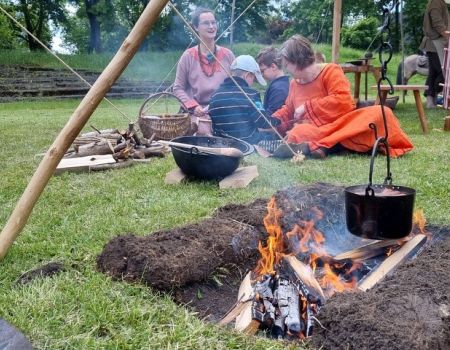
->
[341,17,379,51]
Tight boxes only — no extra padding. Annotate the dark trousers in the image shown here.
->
[425,51,444,97]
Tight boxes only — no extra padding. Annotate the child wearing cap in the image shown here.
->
[208,55,278,144]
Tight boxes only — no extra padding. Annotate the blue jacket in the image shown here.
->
[263,75,289,116]
[209,77,270,144]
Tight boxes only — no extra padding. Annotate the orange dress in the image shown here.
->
[273,63,414,157]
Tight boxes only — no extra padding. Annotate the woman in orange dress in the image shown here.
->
[271,35,413,159]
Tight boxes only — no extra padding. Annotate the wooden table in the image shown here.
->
[371,84,429,134]
[341,63,382,103]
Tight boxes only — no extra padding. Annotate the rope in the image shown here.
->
[169,1,297,156]
[0,4,133,125]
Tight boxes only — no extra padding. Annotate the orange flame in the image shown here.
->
[255,198,360,296]
[255,197,286,275]
[413,209,429,236]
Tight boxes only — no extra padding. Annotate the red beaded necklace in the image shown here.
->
[198,44,218,77]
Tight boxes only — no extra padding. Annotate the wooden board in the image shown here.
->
[333,239,400,261]
[358,234,427,291]
[164,168,187,184]
[55,154,116,174]
[219,166,259,189]
[235,271,260,334]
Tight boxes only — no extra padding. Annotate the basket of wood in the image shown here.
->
[138,92,192,140]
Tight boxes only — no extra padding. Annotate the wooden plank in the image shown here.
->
[55,155,116,174]
[164,168,187,184]
[235,271,260,334]
[358,234,427,291]
[333,239,400,261]
[219,166,259,189]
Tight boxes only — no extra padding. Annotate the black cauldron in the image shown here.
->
[345,184,415,239]
[170,136,254,180]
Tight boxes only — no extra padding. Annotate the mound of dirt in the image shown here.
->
[97,217,265,290]
[96,183,450,349]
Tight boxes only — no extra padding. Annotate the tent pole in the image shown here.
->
[0,0,170,260]
[332,0,342,63]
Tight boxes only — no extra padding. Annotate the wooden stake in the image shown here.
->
[358,234,427,291]
[0,0,170,260]
[331,0,342,63]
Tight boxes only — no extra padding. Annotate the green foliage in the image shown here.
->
[341,17,380,51]
[0,5,19,49]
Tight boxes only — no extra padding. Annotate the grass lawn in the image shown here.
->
[0,96,449,349]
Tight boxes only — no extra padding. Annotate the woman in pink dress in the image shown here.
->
[173,7,235,135]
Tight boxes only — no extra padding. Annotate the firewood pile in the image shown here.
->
[65,123,168,161]
[54,123,169,173]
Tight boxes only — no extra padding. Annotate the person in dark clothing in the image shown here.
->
[256,47,290,115]
[209,55,276,144]
[419,0,450,108]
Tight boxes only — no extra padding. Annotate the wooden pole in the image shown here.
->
[0,0,170,260]
[230,0,236,50]
[331,0,342,63]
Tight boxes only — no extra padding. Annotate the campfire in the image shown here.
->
[220,196,428,340]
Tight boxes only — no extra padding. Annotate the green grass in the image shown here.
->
[0,95,449,349]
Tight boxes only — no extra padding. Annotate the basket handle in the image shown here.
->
[138,92,189,117]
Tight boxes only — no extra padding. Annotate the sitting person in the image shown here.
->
[271,35,414,159]
[209,55,276,144]
[173,7,235,135]
[256,47,290,115]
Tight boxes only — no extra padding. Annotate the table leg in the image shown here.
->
[413,90,429,134]
[354,72,361,102]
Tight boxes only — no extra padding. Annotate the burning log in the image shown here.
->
[282,255,325,304]
[333,239,401,261]
[358,234,427,291]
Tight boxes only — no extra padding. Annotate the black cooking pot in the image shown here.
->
[345,184,415,239]
[345,137,415,239]
[170,136,254,180]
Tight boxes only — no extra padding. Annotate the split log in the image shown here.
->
[358,234,427,291]
[219,271,254,326]
[235,271,260,334]
[65,141,113,158]
[283,255,326,303]
[90,159,134,171]
[333,239,401,261]
[81,129,119,137]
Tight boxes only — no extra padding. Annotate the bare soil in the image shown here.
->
[97,183,450,349]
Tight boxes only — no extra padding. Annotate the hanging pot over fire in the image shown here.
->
[345,14,416,240]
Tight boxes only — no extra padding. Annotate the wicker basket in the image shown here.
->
[138,92,191,140]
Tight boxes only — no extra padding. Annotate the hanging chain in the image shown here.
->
[368,5,397,189]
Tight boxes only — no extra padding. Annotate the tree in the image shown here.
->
[4,0,66,51]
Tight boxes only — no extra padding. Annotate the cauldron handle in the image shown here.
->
[367,136,392,193]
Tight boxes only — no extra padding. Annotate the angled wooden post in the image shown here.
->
[0,0,170,260]
[332,0,342,63]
